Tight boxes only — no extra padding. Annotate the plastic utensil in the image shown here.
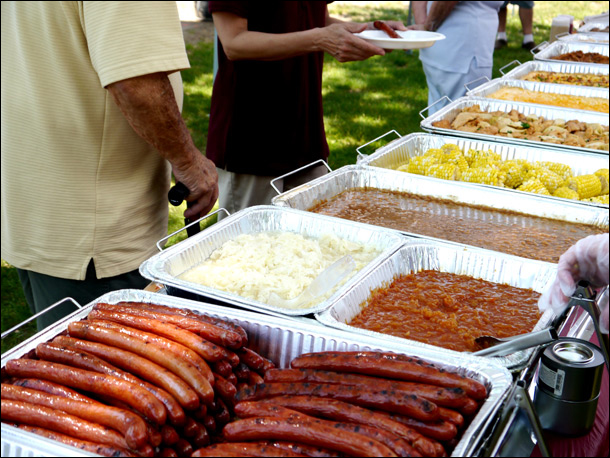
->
[267,255,356,309]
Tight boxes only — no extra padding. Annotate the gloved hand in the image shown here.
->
[538,234,609,333]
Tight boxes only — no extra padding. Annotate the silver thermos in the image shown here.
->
[533,337,604,436]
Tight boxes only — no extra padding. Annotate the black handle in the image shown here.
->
[168,182,200,237]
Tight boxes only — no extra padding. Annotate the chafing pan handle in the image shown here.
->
[419,96,452,120]
[464,76,490,94]
[499,60,522,76]
[270,159,332,195]
[554,32,570,40]
[1,297,82,340]
[155,208,230,252]
[530,41,548,55]
[356,130,402,160]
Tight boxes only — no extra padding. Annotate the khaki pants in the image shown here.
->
[217,163,329,218]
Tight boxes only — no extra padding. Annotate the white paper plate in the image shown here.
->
[354,29,446,50]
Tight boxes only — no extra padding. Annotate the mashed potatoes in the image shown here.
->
[180,232,381,309]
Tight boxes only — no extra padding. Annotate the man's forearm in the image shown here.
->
[106,72,198,169]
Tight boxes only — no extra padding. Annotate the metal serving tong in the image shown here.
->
[473,280,609,369]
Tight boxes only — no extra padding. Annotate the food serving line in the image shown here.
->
[2,30,609,458]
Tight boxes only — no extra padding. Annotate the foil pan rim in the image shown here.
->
[140,205,406,316]
[1,288,514,458]
[315,240,558,371]
[420,96,609,155]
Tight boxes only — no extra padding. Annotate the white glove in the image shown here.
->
[538,234,609,333]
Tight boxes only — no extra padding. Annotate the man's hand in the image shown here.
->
[107,72,218,218]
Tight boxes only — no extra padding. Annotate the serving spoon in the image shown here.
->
[267,255,357,309]
[473,327,558,357]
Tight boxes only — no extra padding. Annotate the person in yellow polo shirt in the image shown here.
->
[1,2,218,330]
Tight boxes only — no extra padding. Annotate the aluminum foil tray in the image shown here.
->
[139,205,405,317]
[420,96,609,155]
[357,132,609,206]
[316,241,557,371]
[534,41,609,64]
[1,289,513,457]
[577,22,609,33]
[465,78,609,107]
[271,165,608,240]
[558,31,610,44]
[499,60,609,82]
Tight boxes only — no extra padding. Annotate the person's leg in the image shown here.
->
[495,2,509,49]
[16,260,149,331]
[217,168,278,219]
[518,4,535,49]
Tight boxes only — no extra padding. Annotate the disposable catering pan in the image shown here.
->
[271,165,609,259]
[357,131,609,206]
[557,31,609,44]
[498,59,609,84]
[533,41,609,65]
[139,205,405,317]
[0,289,514,457]
[577,22,609,33]
[464,78,609,110]
[419,96,609,155]
[316,241,558,371]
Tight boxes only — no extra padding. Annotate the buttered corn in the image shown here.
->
[518,177,551,195]
[566,174,603,199]
[394,143,608,203]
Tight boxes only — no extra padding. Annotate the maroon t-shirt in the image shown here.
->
[206,1,330,176]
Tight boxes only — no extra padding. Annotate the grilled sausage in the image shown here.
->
[37,341,186,426]
[53,335,195,416]
[373,20,401,38]
[17,425,136,457]
[234,397,440,457]
[4,359,166,425]
[236,382,439,422]
[67,319,214,404]
[223,408,397,457]
[94,303,243,349]
[290,352,487,400]
[2,383,148,450]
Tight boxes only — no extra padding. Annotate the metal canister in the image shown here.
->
[533,337,604,436]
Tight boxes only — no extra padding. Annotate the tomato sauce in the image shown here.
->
[349,270,542,352]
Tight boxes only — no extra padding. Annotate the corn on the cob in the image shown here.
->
[594,168,609,194]
[438,150,469,172]
[500,159,529,188]
[581,195,609,205]
[526,167,563,194]
[425,163,461,181]
[537,161,574,182]
[463,148,501,168]
[461,167,505,186]
[566,174,603,199]
[553,186,580,200]
[400,155,439,175]
[518,178,551,195]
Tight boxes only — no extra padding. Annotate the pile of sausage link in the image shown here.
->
[1,302,268,457]
[1,302,488,457]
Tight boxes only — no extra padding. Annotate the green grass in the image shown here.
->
[2,1,607,352]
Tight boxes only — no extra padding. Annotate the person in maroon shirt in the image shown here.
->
[206,1,405,216]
